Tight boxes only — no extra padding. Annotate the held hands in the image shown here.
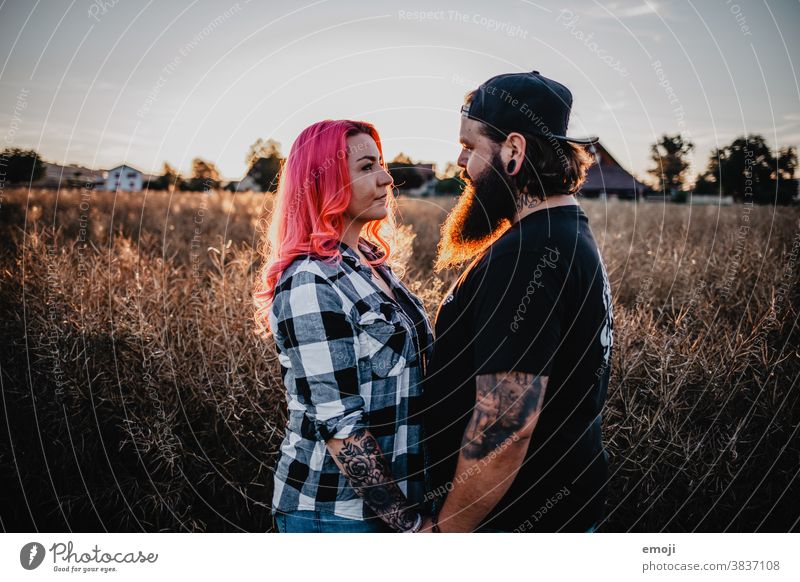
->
[418,515,434,533]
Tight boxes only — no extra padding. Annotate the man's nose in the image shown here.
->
[457,149,469,168]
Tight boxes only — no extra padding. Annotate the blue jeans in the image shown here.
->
[274,510,392,533]
[476,522,599,533]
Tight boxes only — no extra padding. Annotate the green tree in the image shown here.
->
[648,134,694,194]
[0,148,46,184]
[692,172,717,195]
[434,176,464,195]
[246,138,282,193]
[697,135,794,204]
[187,158,220,191]
[775,146,797,204]
[151,162,181,191]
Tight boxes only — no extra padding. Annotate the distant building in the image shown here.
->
[401,162,437,197]
[224,175,261,192]
[106,164,144,192]
[38,162,104,189]
[580,143,647,199]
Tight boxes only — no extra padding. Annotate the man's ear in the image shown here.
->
[504,132,526,176]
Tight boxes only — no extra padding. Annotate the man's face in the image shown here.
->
[435,117,518,271]
[456,116,495,183]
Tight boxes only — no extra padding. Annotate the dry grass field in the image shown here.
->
[1,187,798,532]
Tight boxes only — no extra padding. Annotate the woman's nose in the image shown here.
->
[378,168,393,187]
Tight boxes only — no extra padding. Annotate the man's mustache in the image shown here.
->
[460,169,471,182]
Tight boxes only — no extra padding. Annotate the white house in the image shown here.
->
[105,164,143,192]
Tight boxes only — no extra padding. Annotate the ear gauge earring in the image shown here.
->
[507,159,517,173]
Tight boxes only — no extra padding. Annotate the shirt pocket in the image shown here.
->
[356,311,407,378]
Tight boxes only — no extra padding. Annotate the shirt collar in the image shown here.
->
[337,238,383,271]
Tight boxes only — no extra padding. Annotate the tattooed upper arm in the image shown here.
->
[461,372,548,460]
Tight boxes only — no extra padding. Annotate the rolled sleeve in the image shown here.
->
[271,269,365,441]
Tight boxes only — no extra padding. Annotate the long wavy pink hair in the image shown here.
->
[253,119,396,337]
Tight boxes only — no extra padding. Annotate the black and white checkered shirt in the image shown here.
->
[269,239,433,520]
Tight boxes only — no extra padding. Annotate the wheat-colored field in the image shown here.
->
[1,187,798,532]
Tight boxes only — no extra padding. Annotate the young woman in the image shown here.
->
[254,120,433,533]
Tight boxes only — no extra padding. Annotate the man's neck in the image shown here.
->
[514,193,578,224]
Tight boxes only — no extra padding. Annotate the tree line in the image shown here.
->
[649,134,797,204]
[3,133,795,203]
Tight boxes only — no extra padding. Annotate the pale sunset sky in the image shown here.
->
[1,0,798,183]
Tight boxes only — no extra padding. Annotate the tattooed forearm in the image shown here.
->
[331,428,417,532]
[461,372,547,460]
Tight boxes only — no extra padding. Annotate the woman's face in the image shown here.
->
[344,133,393,225]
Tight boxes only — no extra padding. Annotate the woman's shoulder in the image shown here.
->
[275,253,343,288]
[271,254,353,320]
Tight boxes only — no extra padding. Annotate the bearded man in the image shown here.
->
[422,70,614,533]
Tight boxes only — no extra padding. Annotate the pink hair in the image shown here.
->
[253,119,396,336]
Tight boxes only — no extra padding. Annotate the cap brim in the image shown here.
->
[560,135,599,145]
[527,128,599,144]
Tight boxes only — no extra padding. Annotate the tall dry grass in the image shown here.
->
[1,187,798,532]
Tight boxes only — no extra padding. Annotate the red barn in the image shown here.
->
[580,142,647,199]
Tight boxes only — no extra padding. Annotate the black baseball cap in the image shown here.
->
[461,70,598,145]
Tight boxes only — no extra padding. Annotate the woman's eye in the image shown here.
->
[363,163,373,171]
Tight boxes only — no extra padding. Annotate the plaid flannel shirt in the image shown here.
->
[269,239,433,520]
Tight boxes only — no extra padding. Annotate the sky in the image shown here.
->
[1,0,798,183]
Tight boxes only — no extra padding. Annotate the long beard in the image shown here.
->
[435,153,518,271]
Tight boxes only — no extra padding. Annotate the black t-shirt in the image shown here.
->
[423,204,614,532]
